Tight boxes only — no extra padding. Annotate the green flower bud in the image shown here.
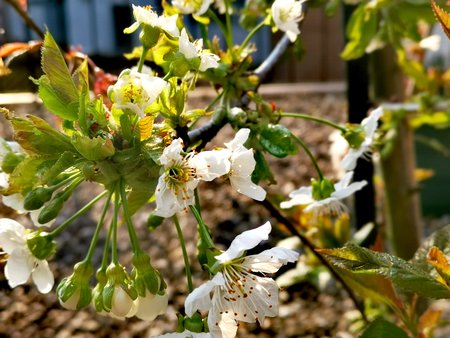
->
[37,195,64,224]
[57,261,93,310]
[343,124,365,149]
[26,231,56,260]
[24,187,53,210]
[147,213,164,231]
[102,263,137,315]
[184,312,204,333]
[92,268,107,312]
[131,253,163,296]
[311,178,335,201]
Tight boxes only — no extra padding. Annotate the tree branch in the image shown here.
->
[258,199,368,323]
[4,0,45,40]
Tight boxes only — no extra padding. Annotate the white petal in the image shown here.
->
[208,312,238,338]
[199,53,219,71]
[245,247,299,273]
[154,175,183,218]
[0,218,27,253]
[230,149,256,177]
[185,273,224,317]
[32,259,54,294]
[215,222,271,263]
[280,187,314,209]
[110,286,135,318]
[5,248,33,288]
[224,128,250,152]
[191,149,231,181]
[334,171,354,190]
[230,176,266,201]
[179,29,198,59]
[362,106,383,139]
[160,139,184,166]
[340,148,364,171]
[154,331,211,338]
[0,172,9,189]
[1,193,26,213]
[135,293,168,321]
[332,180,367,199]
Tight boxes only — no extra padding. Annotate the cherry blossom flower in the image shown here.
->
[179,29,220,72]
[341,107,383,171]
[224,128,266,201]
[135,293,168,321]
[172,0,213,16]
[271,0,305,42]
[0,218,54,293]
[280,171,367,216]
[126,5,180,37]
[154,139,229,217]
[185,222,299,338]
[109,68,167,117]
[1,193,54,227]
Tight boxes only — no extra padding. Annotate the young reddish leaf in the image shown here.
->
[0,41,42,58]
[418,307,442,336]
[427,246,450,287]
[431,0,450,39]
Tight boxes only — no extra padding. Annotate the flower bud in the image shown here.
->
[1,152,24,173]
[131,253,162,296]
[135,292,168,321]
[26,231,56,260]
[92,268,107,312]
[343,125,365,149]
[24,187,53,210]
[147,213,164,231]
[57,261,93,310]
[184,312,204,333]
[37,194,65,224]
[102,263,137,318]
[227,107,247,126]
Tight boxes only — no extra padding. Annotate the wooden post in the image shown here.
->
[379,113,422,259]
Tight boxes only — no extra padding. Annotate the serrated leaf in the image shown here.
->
[319,243,450,299]
[138,116,154,141]
[11,115,74,155]
[360,317,409,338]
[71,134,115,161]
[37,76,78,120]
[259,124,298,158]
[4,156,47,194]
[431,0,450,39]
[42,32,79,103]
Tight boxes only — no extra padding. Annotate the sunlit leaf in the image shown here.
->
[418,307,442,335]
[431,0,450,39]
[259,124,298,158]
[319,243,450,299]
[71,134,115,161]
[427,246,450,287]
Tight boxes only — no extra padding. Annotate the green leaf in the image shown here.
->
[319,243,450,299]
[360,317,409,338]
[11,115,75,156]
[71,134,115,161]
[37,76,79,121]
[42,32,79,103]
[252,150,276,185]
[41,151,78,184]
[412,224,450,272]
[259,124,298,158]
[4,156,47,194]
[341,4,378,60]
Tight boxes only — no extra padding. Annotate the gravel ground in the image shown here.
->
[0,88,420,338]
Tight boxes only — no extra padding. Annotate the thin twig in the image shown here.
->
[258,199,368,323]
[4,0,45,40]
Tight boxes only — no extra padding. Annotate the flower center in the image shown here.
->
[165,161,195,191]
[122,82,145,105]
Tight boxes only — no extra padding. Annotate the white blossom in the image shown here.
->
[280,171,367,216]
[271,0,305,42]
[185,222,298,338]
[179,29,220,72]
[341,107,383,171]
[1,193,54,228]
[127,5,180,37]
[0,218,54,293]
[224,128,266,201]
[172,0,213,16]
[109,69,167,117]
[154,139,229,217]
[135,293,168,321]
